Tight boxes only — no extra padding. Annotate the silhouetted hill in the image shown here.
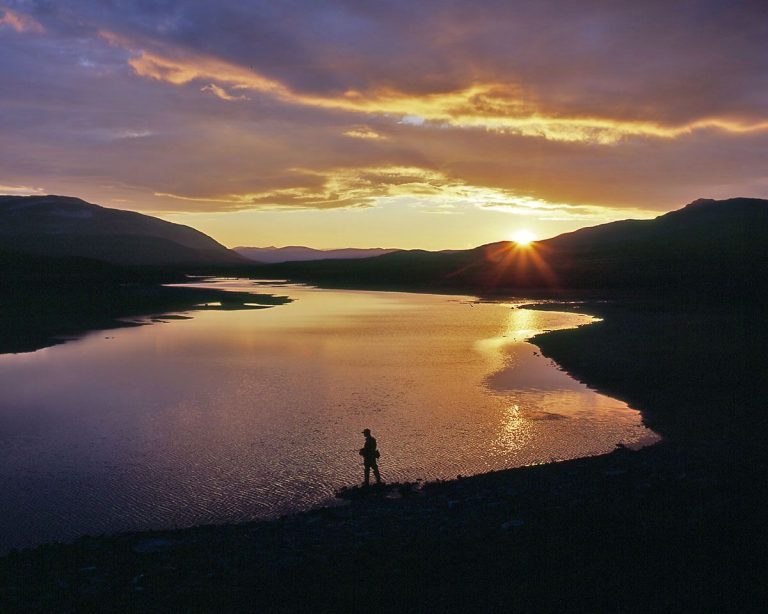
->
[0,195,245,266]
[252,198,768,297]
[235,245,399,263]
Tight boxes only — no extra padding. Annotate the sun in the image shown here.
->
[510,229,536,245]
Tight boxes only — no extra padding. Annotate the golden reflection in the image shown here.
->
[473,307,540,373]
[505,308,537,342]
[496,404,532,452]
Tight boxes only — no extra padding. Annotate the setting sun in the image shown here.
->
[511,229,536,245]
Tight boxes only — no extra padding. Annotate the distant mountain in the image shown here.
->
[235,246,399,263]
[251,198,768,296]
[0,195,245,266]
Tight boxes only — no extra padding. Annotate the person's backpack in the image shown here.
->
[375,450,381,459]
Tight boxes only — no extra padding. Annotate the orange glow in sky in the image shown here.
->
[510,229,536,245]
[2,2,767,249]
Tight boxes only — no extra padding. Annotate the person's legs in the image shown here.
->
[364,463,371,486]
[372,462,381,484]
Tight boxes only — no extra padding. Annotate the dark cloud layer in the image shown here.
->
[12,0,766,122]
[1,0,767,240]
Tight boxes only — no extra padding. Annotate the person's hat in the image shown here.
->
[362,428,371,435]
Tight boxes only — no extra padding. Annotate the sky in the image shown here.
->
[1,1,767,249]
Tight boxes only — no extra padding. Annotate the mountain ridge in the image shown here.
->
[250,197,768,296]
[0,195,245,266]
[235,245,400,263]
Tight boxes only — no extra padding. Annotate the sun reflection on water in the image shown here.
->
[504,307,540,342]
[473,305,547,360]
[495,403,533,452]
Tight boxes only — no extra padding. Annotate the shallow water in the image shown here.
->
[0,280,658,550]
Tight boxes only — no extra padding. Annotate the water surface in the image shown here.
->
[0,281,657,550]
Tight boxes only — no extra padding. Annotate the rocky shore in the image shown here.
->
[1,300,764,612]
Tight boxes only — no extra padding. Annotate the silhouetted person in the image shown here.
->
[359,428,382,486]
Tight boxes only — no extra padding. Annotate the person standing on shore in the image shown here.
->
[359,429,382,486]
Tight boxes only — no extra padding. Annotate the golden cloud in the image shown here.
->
[201,83,248,102]
[343,126,386,140]
[0,8,44,33]
[157,166,442,209]
[154,165,658,225]
[0,183,44,194]
[102,35,768,144]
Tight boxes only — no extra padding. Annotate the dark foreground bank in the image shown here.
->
[0,281,290,354]
[1,301,765,612]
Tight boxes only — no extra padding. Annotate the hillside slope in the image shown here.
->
[0,195,245,266]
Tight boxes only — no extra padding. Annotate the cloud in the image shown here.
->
[0,8,44,33]
[122,44,291,96]
[474,198,654,222]
[343,126,386,140]
[154,164,658,224]
[1,0,767,241]
[156,166,446,210]
[111,129,153,139]
[201,83,248,102]
[102,34,768,144]
[0,183,44,195]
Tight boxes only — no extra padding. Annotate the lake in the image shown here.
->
[0,280,658,550]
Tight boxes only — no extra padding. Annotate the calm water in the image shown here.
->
[0,280,658,550]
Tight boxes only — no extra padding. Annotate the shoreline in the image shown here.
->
[0,287,650,553]
[0,292,763,611]
[0,282,291,355]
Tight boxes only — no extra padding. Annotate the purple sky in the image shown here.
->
[1,0,767,248]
